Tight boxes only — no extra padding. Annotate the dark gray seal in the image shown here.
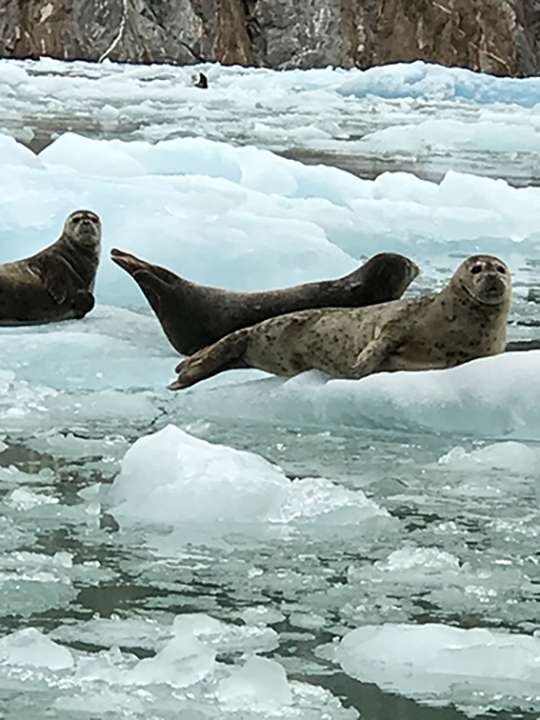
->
[170,255,511,390]
[195,72,208,88]
[110,249,419,356]
[0,209,101,325]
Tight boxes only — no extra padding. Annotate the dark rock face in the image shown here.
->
[1,0,540,76]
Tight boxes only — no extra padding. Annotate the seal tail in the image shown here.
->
[169,331,248,390]
[111,247,183,301]
[111,248,156,276]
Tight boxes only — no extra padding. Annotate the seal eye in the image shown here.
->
[497,265,506,274]
[471,265,482,275]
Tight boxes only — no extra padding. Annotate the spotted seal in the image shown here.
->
[0,210,101,324]
[169,255,511,390]
[110,249,419,356]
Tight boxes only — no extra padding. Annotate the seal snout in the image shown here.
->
[481,271,507,298]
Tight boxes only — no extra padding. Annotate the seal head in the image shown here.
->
[455,255,510,307]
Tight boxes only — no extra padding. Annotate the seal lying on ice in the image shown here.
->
[110,249,419,355]
[0,209,101,325]
[169,255,512,390]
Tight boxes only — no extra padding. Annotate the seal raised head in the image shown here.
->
[195,72,208,88]
[110,249,419,355]
[0,209,101,325]
[169,254,511,390]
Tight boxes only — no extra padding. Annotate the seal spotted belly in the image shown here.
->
[110,249,419,355]
[169,255,512,390]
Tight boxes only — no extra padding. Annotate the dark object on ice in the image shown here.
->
[195,72,208,88]
[110,248,419,356]
[0,210,101,325]
[170,255,512,390]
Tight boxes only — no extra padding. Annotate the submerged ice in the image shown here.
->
[1,57,540,720]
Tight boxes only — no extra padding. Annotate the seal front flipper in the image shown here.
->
[27,255,71,305]
[349,327,403,380]
[169,331,249,390]
[72,290,95,318]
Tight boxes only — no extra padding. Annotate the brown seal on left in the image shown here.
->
[110,249,419,356]
[169,255,512,390]
[0,210,101,325]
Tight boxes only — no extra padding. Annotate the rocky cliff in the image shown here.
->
[0,0,540,76]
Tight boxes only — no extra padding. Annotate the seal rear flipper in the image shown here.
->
[169,331,248,390]
[72,290,95,318]
[111,248,178,286]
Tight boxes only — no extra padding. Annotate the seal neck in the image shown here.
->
[60,234,101,288]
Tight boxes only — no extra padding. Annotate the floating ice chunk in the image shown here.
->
[0,550,78,617]
[28,432,130,462]
[0,305,176,392]
[174,352,540,440]
[0,627,73,669]
[2,550,74,579]
[108,424,290,524]
[338,59,540,106]
[55,689,145,716]
[273,476,390,525]
[338,623,540,713]
[241,606,286,626]
[438,442,540,474]
[4,487,59,511]
[289,612,327,630]
[40,132,145,177]
[108,425,389,527]
[45,389,159,425]
[51,616,167,652]
[361,119,540,154]
[0,465,50,487]
[127,623,215,687]
[374,547,461,574]
[98,103,120,130]
[0,62,29,87]
[0,133,43,168]
[173,613,279,655]
[218,656,292,710]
